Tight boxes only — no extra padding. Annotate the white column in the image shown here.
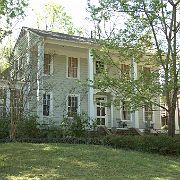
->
[132,57,139,128]
[111,95,115,127]
[24,31,30,113]
[88,49,94,125]
[6,89,10,114]
[37,40,44,123]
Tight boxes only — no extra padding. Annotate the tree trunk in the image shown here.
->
[168,105,176,137]
[177,96,180,129]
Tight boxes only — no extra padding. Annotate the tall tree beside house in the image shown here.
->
[88,0,180,136]
[0,0,28,139]
[34,0,83,35]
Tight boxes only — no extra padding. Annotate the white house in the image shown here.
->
[2,27,163,130]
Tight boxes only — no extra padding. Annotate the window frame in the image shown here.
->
[66,57,80,79]
[121,64,130,77]
[121,101,131,120]
[43,92,53,117]
[66,94,80,117]
[0,88,6,117]
[143,105,153,122]
[44,54,53,76]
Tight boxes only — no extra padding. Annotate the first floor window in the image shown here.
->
[67,95,78,117]
[68,57,78,78]
[144,105,153,122]
[10,89,22,118]
[0,89,6,117]
[122,101,131,120]
[43,93,50,116]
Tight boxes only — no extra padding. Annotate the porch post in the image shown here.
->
[132,57,139,128]
[111,96,114,127]
[24,31,31,113]
[6,89,10,114]
[88,49,94,125]
[37,39,44,123]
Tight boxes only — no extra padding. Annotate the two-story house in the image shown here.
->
[8,27,162,130]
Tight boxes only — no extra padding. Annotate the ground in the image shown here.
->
[0,143,180,179]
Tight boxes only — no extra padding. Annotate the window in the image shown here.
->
[121,64,130,76]
[44,54,52,75]
[67,95,79,117]
[122,101,131,120]
[10,89,22,118]
[96,97,106,125]
[144,105,153,122]
[43,93,51,116]
[0,89,6,117]
[68,57,78,78]
[96,60,105,74]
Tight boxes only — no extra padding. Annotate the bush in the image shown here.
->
[0,117,10,138]
[16,116,39,138]
[103,135,180,156]
[61,113,91,137]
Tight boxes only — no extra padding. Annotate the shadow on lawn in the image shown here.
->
[0,143,180,179]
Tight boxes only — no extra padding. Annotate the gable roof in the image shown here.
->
[22,27,93,43]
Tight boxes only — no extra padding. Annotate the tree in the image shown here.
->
[34,0,83,35]
[0,0,28,42]
[0,0,28,139]
[88,0,180,136]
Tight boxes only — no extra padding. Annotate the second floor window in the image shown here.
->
[121,64,130,77]
[96,60,105,74]
[43,93,51,116]
[44,54,52,75]
[68,57,78,78]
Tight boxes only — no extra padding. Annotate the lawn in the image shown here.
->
[0,143,180,180]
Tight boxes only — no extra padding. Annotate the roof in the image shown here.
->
[23,27,93,43]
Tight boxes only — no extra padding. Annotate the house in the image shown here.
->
[3,27,163,130]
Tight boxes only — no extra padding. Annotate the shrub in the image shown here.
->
[16,116,39,138]
[0,117,10,138]
[61,113,91,137]
[102,135,180,156]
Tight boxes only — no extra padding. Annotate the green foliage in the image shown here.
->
[34,0,83,35]
[103,135,180,156]
[0,0,28,42]
[88,0,180,136]
[61,113,91,137]
[0,117,10,138]
[16,116,39,138]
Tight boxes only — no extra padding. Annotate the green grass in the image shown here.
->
[0,143,180,180]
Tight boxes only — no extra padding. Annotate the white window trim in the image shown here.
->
[120,101,131,121]
[94,95,108,126]
[66,56,80,79]
[43,54,54,76]
[143,105,154,123]
[42,91,53,117]
[66,94,80,117]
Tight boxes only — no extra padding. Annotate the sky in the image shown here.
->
[20,0,92,34]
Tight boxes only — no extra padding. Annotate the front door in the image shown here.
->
[95,96,107,126]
